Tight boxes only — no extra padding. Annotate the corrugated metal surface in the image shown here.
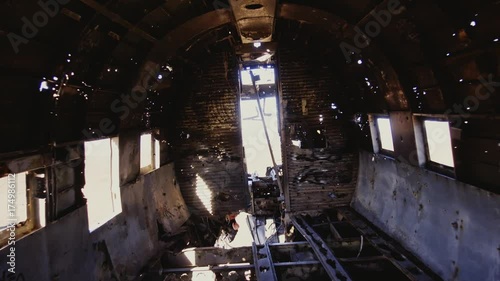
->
[279,48,358,212]
[174,52,249,217]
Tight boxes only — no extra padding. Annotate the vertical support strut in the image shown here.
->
[291,216,353,281]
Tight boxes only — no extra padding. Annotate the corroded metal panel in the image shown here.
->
[279,48,358,212]
[230,0,277,43]
[174,52,249,217]
[352,150,500,281]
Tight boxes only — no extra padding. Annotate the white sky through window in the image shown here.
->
[424,120,455,167]
[241,68,275,86]
[377,118,394,151]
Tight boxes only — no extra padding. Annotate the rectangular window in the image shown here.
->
[239,66,282,177]
[240,68,276,86]
[84,138,121,232]
[0,172,45,246]
[423,120,455,168]
[0,174,28,230]
[140,133,153,173]
[376,118,395,152]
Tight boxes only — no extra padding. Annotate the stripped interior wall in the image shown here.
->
[352,150,500,281]
[0,140,189,281]
[279,47,359,212]
[172,49,249,217]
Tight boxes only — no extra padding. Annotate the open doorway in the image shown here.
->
[239,66,282,177]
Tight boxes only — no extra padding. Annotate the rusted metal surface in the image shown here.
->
[450,117,500,192]
[173,52,249,217]
[79,0,158,43]
[252,180,280,216]
[336,209,437,281]
[235,42,278,55]
[148,10,233,62]
[297,210,442,281]
[410,114,500,192]
[133,10,233,103]
[0,162,190,281]
[292,216,353,281]
[135,3,413,114]
[388,111,418,164]
[141,210,442,281]
[1,153,51,175]
[278,3,410,111]
[230,0,277,44]
[277,3,346,37]
[0,145,85,221]
[279,48,358,212]
[352,150,500,281]
[163,247,253,267]
[253,243,278,281]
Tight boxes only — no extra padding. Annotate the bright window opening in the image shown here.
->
[241,68,275,86]
[0,174,27,231]
[240,97,282,176]
[424,120,455,167]
[195,174,213,215]
[140,133,153,172]
[377,118,394,151]
[84,138,122,232]
[240,65,282,177]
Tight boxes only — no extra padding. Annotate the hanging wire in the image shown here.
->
[356,235,364,258]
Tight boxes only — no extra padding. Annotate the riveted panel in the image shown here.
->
[173,52,249,217]
[279,48,359,212]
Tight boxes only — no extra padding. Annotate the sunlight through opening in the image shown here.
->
[241,68,275,85]
[195,174,213,215]
[0,174,27,230]
[240,97,282,176]
[140,133,153,172]
[377,118,394,151]
[84,138,122,232]
[424,120,455,167]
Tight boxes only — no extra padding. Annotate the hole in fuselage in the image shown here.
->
[245,3,264,10]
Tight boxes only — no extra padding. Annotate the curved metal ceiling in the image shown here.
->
[1,0,499,114]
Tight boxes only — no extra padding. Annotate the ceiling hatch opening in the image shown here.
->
[239,66,282,177]
[245,3,264,10]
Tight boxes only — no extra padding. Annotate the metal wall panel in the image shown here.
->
[173,52,249,217]
[279,48,358,212]
[353,150,500,281]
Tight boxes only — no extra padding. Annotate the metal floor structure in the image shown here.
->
[141,208,442,281]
